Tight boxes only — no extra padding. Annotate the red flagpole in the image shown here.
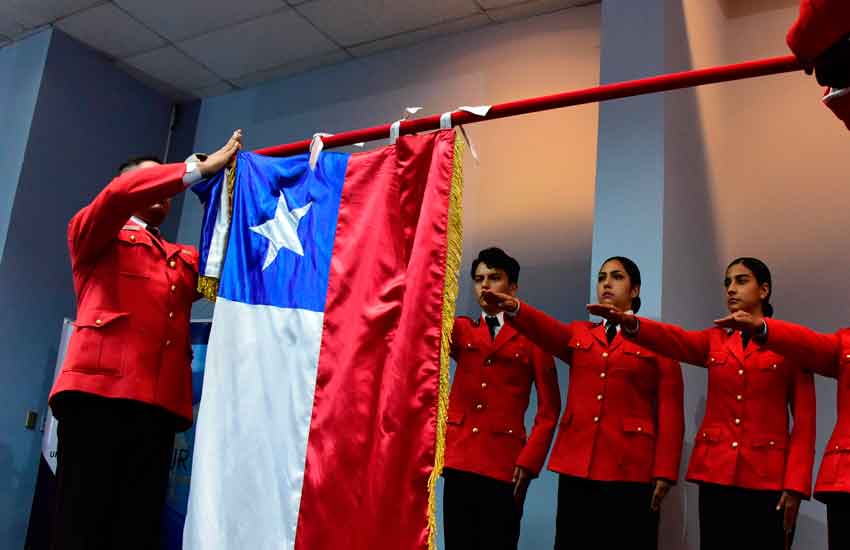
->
[254,55,802,158]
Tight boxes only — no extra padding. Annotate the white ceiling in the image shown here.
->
[0,0,597,100]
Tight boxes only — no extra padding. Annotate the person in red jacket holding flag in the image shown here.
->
[482,256,684,550]
[48,130,241,550]
[443,247,561,550]
[787,0,850,130]
[714,308,850,549]
[588,257,816,550]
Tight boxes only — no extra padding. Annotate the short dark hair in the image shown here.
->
[601,256,642,313]
[470,247,520,285]
[726,257,774,317]
[118,155,161,175]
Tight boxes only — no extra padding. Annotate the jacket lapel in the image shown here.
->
[165,241,185,262]
[471,316,492,350]
[127,218,169,256]
[724,329,747,364]
[490,319,518,354]
[743,331,762,359]
[590,322,609,348]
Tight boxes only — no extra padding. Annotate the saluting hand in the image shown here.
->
[777,491,801,534]
[199,129,243,177]
[586,304,638,332]
[480,289,520,313]
[512,466,531,509]
[713,310,763,332]
[650,479,671,512]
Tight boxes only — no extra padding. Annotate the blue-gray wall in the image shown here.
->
[0,30,51,264]
[0,28,195,549]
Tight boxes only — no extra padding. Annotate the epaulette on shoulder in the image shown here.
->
[456,315,481,327]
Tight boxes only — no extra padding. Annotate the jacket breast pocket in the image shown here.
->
[446,410,465,427]
[116,232,153,278]
[175,249,199,288]
[706,351,728,368]
[460,342,480,355]
[567,336,593,365]
[616,344,657,374]
[758,351,785,373]
[64,310,129,376]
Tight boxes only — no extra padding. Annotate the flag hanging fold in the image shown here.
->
[184,129,463,550]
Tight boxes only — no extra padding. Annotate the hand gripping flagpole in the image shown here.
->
[254,55,802,158]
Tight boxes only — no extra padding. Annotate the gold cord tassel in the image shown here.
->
[427,132,464,550]
[196,156,238,301]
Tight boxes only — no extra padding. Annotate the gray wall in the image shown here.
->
[0,30,51,265]
[0,28,52,549]
[0,29,191,549]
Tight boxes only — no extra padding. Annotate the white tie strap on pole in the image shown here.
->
[439,105,490,163]
[389,120,402,144]
[309,132,334,170]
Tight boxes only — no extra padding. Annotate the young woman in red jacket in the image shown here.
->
[588,257,817,550]
[715,302,850,549]
[483,256,685,550]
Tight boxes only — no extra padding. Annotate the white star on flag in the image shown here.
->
[250,192,312,270]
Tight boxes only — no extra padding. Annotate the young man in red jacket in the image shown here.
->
[442,247,561,550]
[48,130,241,550]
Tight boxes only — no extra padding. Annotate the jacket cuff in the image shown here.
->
[515,456,543,478]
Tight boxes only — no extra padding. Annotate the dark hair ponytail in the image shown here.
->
[602,256,642,313]
[727,257,774,317]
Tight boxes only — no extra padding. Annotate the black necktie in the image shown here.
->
[741,331,751,350]
[605,322,618,344]
[485,315,500,341]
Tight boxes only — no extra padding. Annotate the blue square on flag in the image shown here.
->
[218,152,348,312]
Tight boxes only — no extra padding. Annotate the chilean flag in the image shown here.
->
[183,129,463,550]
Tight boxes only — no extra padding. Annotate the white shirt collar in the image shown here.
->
[481,311,505,325]
[129,215,148,229]
[608,310,634,332]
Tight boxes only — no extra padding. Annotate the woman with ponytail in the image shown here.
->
[714,275,850,550]
[587,257,816,550]
[481,256,684,550]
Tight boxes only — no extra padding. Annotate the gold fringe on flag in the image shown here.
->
[196,276,220,302]
[427,133,465,550]
[196,155,238,302]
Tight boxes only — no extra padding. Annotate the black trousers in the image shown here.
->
[443,468,522,550]
[554,474,658,550]
[698,483,791,550]
[825,493,850,550]
[50,392,177,550]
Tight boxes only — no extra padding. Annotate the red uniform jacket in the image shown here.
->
[630,318,816,497]
[787,0,850,131]
[787,0,850,67]
[49,163,200,430]
[444,314,561,483]
[511,303,684,484]
[764,319,850,498]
